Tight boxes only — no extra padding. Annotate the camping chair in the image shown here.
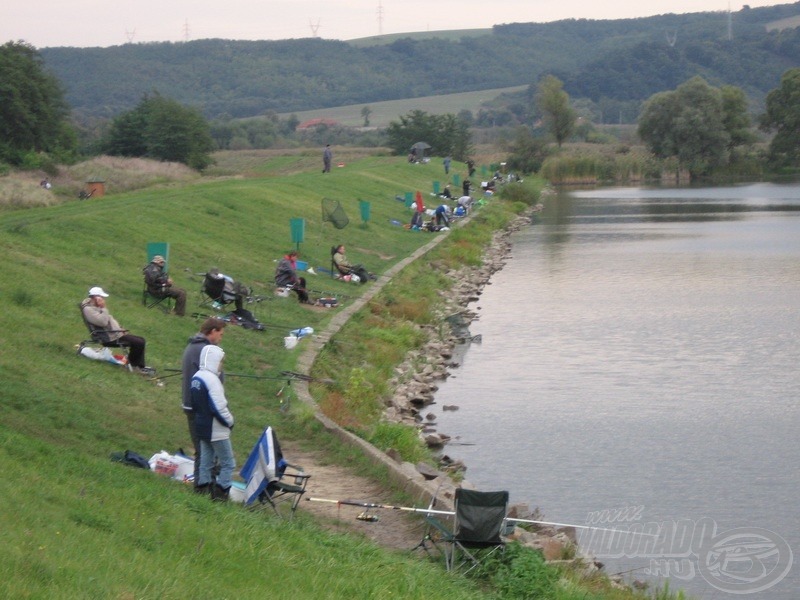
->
[239,426,310,520]
[199,270,231,310]
[142,287,173,312]
[142,241,173,313]
[419,489,509,573]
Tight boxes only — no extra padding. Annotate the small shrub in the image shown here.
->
[367,422,429,463]
[11,290,34,306]
[478,542,560,598]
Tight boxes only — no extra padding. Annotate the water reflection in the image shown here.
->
[432,182,800,599]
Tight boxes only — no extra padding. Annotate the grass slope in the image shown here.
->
[0,154,492,598]
[277,85,528,128]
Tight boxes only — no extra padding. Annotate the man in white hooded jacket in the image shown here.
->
[190,345,235,500]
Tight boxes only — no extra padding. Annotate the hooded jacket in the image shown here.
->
[274,255,300,288]
[181,333,211,411]
[190,345,234,442]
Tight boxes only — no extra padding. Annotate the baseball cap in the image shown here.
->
[152,255,165,264]
[88,286,109,297]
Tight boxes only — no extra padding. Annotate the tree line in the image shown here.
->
[3,35,800,177]
[38,3,800,124]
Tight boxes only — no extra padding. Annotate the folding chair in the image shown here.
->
[447,489,509,572]
[142,287,172,312]
[418,489,508,573]
[199,270,230,310]
[239,426,310,520]
[142,242,173,313]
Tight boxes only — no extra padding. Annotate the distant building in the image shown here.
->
[296,118,340,130]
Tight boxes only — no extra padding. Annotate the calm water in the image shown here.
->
[433,183,800,599]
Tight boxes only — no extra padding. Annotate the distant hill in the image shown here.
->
[39,3,800,122]
[274,86,528,128]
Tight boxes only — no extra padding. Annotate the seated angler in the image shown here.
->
[274,250,312,304]
[143,255,187,316]
[81,286,151,373]
[331,244,371,283]
[206,268,249,311]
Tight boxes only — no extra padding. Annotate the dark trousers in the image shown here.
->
[292,277,309,303]
[149,284,187,316]
[162,287,187,316]
[119,333,146,368]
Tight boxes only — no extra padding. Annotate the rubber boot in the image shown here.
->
[211,483,230,502]
[194,483,210,495]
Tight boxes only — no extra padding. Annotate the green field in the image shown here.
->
[278,85,528,128]
[346,28,491,47]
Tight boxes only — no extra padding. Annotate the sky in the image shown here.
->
[0,1,790,49]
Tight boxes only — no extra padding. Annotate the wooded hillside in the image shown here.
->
[38,3,800,121]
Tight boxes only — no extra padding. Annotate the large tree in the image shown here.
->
[0,41,76,165]
[534,75,576,147]
[638,76,751,177]
[386,110,473,161]
[104,93,214,170]
[760,68,800,167]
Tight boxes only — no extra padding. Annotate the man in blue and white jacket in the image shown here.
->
[191,345,235,500]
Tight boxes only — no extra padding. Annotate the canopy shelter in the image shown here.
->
[410,141,431,158]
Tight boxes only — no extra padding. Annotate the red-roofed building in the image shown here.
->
[296,118,340,130]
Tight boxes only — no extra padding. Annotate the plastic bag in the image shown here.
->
[80,345,127,365]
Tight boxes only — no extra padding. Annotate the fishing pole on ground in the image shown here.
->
[306,497,658,537]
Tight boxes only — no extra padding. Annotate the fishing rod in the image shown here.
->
[158,368,334,384]
[307,497,657,537]
[189,312,302,332]
[503,517,658,537]
[306,497,455,517]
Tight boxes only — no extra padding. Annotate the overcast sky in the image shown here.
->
[0,1,789,49]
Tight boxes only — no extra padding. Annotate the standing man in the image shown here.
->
[143,255,187,316]
[81,286,150,373]
[443,155,451,175]
[191,344,235,501]
[181,317,226,492]
[466,158,476,177]
[322,144,332,173]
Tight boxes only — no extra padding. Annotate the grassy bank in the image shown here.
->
[0,153,493,598]
[0,152,686,599]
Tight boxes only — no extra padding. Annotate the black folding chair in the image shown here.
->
[417,488,508,573]
[447,489,509,572]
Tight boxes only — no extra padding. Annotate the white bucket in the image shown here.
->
[229,481,247,503]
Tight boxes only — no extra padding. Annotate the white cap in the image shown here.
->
[88,286,109,297]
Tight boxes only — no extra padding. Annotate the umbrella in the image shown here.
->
[411,141,431,156]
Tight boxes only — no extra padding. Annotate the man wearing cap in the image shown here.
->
[81,287,149,372]
[143,255,187,316]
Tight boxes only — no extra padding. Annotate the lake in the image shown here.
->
[432,182,800,599]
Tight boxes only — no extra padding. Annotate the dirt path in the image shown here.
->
[282,441,438,553]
